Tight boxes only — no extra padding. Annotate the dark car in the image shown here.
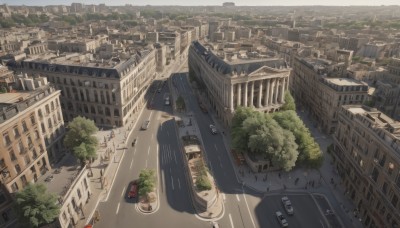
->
[128,181,138,198]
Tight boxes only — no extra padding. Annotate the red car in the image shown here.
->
[128,181,138,198]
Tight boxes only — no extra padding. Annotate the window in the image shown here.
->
[2,133,11,146]
[84,178,88,189]
[388,162,394,176]
[45,105,50,115]
[30,115,36,125]
[15,164,21,174]
[392,195,399,208]
[382,182,388,195]
[13,127,20,138]
[371,167,379,182]
[41,123,46,134]
[24,155,30,165]
[77,188,81,199]
[11,183,18,192]
[38,109,43,118]
[22,121,28,132]
[9,150,16,161]
[18,141,25,154]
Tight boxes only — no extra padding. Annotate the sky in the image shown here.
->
[0,0,399,6]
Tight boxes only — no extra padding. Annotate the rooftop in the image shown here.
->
[324,78,365,86]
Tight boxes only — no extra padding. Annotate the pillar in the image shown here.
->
[243,82,248,107]
[257,80,263,108]
[230,84,234,112]
[280,78,285,103]
[275,78,279,104]
[237,83,242,107]
[250,81,254,107]
[264,79,270,106]
[269,79,274,105]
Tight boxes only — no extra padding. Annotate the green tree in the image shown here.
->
[196,173,212,191]
[281,91,296,111]
[138,169,156,197]
[64,116,98,165]
[14,184,60,228]
[176,96,186,111]
[272,111,323,168]
[231,107,256,152]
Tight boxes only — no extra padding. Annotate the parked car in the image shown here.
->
[281,196,294,215]
[128,181,138,198]
[141,120,150,130]
[209,124,217,135]
[276,211,289,227]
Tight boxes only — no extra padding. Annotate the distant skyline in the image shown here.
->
[0,0,399,6]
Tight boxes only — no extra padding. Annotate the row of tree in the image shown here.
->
[231,92,323,171]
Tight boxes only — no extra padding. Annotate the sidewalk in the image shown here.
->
[75,105,143,227]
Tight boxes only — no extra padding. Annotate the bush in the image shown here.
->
[196,174,212,191]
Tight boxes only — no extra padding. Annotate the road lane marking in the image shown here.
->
[229,213,234,228]
[222,193,226,201]
[147,146,150,156]
[167,130,169,136]
[116,203,120,214]
[174,151,177,164]
[178,178,181,189]
[121,189,124,198]
[149,111,153,119]
[171,176,174,190]
[320,220,325,228]
[236,194,241,202]
[152,133,154,140]
[214,144,218,151]
[241,186,256,228]
[146,159,148,168]
[130,158,134,169]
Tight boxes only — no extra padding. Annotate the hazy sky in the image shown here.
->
[0,0,399,6]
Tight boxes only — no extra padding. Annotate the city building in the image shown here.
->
[291,55,368,134]
[0,75,64,227]
[189,41,290,126]
[21,48,156,128]
[332,105,400,228]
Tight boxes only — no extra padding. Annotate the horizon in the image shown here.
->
[1,0,400,7]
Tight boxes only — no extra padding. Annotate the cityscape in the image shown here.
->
[0,1,400,228]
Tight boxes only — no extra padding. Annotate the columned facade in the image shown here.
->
[189,41,290,126]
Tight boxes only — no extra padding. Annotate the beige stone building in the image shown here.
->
[21,49,156,127]
[332,105,400,228]
[291,56,368,134]
[189,41,290,126]
[0,76,64,227]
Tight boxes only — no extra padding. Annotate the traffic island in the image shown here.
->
[180,134,223,219]
[137,169,158,214]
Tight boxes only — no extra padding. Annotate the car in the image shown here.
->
[165,100,170,106]
[276,211,289,227]
[127,181,138,198]
[141,120,150,130]
[281,196,294,215]
[209,124,217,135]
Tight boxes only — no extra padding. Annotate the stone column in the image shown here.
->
[280,78,285,103]
[275,78,280,104]
[264,79,270,106]
[257,80,263,108]
[250,81,254,107]
[243,82,248,107]
[230,84,234,111]
[269,79,274,105]
[237,83,242,107]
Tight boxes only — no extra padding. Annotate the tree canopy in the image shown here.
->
[272,110,323,168]
[64,116,98,165]
[14,184,60,228]
[231,107,323,170]
[281,91,296,111]
[138,169,156,197]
